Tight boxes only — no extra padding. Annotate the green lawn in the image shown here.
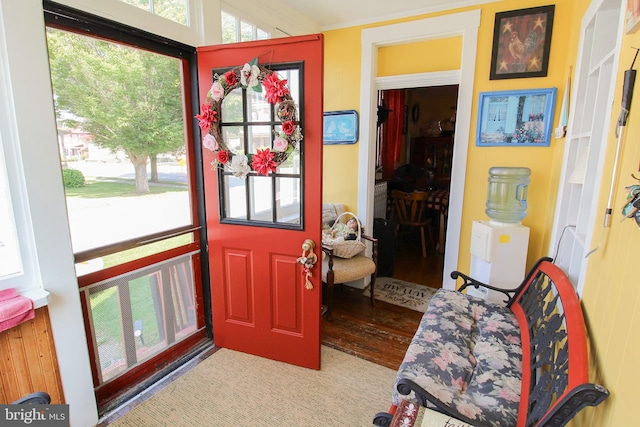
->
[65,179,186,198]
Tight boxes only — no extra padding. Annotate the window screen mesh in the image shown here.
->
[83,254,197,384]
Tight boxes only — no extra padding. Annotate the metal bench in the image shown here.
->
[374,257,609,427]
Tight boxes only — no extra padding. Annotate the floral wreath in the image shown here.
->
[195,58,302,179]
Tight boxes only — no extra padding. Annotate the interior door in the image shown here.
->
[197,35,323,369]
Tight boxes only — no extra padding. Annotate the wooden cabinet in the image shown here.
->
[410,136,453,189]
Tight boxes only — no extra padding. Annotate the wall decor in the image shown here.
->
[323,110,359,144]
[627,0,640,33]
[476,88,557,147]
[490,5,555,80]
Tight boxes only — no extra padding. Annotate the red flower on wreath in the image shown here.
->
[262,73,290,105]
[251,148,278,175]
[195,103,217,133]
[217,150,230,164]
[282,120,295,135]
[224,71,237,87]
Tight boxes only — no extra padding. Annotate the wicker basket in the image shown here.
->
[322,212,366,259]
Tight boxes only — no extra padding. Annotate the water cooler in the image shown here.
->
[468,167,531,305]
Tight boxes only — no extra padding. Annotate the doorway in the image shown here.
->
[358,11,481,290]
[376,85,458,284]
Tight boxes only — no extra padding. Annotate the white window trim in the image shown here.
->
[0,5,50,309]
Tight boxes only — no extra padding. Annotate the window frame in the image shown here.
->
[221,6,272,44]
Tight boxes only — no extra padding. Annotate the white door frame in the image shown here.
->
[358,10,480,289]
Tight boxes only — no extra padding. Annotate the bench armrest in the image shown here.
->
[450,270,517,304]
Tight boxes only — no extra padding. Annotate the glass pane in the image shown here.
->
[257,28,269,40]
[221,87,243,122]
[221,11,238,44]
[154,0,187,25]
[276,177,300,224]
[46,28,193,261]
[247,125,271,153]
[247,88,270,122]
[222,126,244,154]
[249,175,273,221]
[224,175,247,220]
[277,149,300,174]
[118,0,187,25]
[240,21,253,42]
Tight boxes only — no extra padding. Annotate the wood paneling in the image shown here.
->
[0,307,64,404]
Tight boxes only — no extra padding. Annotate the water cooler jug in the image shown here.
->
[468,167,531,304]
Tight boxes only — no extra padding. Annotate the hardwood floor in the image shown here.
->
[321,243,444,370]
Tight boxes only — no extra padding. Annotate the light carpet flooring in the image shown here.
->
[106,345,397,426]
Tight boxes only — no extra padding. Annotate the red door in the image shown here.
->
[197,35,323,369]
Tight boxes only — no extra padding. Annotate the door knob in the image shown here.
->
[297,239,317,290]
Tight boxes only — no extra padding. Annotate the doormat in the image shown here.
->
[363,278,438,312]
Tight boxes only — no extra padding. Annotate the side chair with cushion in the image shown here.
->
[321,204,378,320]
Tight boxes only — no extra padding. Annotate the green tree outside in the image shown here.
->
[47,28,185,193]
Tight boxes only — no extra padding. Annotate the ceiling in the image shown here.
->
[278,0,494,30]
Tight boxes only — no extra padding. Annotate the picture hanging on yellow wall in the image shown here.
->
[490,5,555,80]
[626,0,640,33]
[476,88,557,147]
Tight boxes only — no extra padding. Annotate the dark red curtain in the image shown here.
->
[380,90,405,180]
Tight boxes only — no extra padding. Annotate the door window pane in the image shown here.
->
[224,175,247,220]
[249,175,274,221]
[276,177,300,224]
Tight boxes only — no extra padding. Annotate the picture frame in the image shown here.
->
[476,88,557,147]
[323,110,359,145]
[626,0,640,34]
[490,5,555,80]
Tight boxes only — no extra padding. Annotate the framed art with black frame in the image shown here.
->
[476,88,557,147]
[489,5,555,80]
[323,110,359,144]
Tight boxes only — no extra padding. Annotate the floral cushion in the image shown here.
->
[392,289,522,427]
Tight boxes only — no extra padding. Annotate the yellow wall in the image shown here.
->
[322,27,362,208]
[378,37,462,76]
[322,0,638,425]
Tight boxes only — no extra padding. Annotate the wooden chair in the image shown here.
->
[390,190,435,258]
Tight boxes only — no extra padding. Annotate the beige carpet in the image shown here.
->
[107,346,396,426]
[364,278,438,312]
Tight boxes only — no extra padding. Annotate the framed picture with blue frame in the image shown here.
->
[476,88,557,147]
[323,110,359,144]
